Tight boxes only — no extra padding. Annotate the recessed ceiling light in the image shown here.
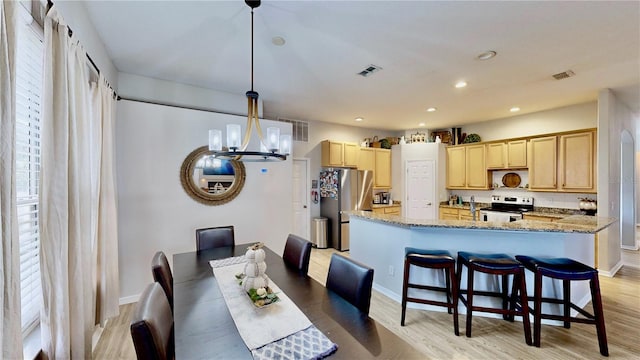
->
[455,81,467,88]
[510,107,520,112]
[355,117,364,122]
[426,107,437,112]
[418,122,426,127]
[272,36,286,46]
[476,50,497,60]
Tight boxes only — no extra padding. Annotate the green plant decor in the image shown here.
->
[380,138,391,149]
[462,133,481,143]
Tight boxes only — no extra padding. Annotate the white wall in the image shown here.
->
[597,89,637,273]
[54,1,118,87]
[458,102,597,142]
[116,100,292,301]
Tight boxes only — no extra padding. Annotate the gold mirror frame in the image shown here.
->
[180,146,246,206]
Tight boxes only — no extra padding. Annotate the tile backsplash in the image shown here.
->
[451,188,596,210]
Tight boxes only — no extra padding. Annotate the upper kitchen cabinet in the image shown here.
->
[446,144,489,189]
[529,130,596,193]
[446,146,466,188]
[357,147,375,171]
[559,131,596,192]
[321,140,358,168]
[486,140,527,169]
[529,136,558,190]
[374,148,392,188]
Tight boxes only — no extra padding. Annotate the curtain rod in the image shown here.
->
[116,96,247,118]
[46,0,118,99]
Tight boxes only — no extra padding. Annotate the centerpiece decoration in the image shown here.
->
[236,243,279,307]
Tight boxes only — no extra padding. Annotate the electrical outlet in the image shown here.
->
[388,265,394,276]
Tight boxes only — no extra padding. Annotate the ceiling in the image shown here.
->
[82,1,640,131]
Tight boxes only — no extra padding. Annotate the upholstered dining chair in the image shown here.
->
[195,225,235,251]
[130,282,174,360]
[326,253,375,315]
[282,234,313,275]
[151,251,173,310]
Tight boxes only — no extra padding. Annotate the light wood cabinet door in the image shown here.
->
[486,143,506,169]
[559,131,595,192]
[358,148,375,171]
[446,147,466,188]
[529,136,557,190]
[507,140,527,168]
[374,149,391,188]
[439,207,459,220]
[343,142,359,167]
[321,140,343,167]
[523,214,558,222]
[466,144,488,189]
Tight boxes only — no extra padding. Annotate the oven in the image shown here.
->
[479,195,533,222]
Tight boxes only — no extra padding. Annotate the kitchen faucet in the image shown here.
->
[470,196,476,221]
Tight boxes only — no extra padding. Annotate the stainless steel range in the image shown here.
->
[479,195,534,222]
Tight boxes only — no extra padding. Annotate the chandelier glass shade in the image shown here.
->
[208,0,289,161]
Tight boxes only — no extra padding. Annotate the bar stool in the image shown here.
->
[515,256,608,356]
[456,251,532,345]
[401,248,459,335]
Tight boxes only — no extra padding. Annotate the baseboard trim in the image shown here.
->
[119,294,140,305]
[599,260,623,277]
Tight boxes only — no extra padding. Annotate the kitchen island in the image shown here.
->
[348,211,616,321]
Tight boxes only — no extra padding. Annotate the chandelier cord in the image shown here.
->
[251,8,254,92]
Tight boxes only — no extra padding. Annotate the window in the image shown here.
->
[15,13,44,335]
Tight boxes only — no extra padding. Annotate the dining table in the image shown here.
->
[173,245,424,359]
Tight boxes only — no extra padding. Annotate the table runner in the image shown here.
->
[209,255,246,268]
[212,262,313,349]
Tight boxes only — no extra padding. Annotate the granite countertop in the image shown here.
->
[348,210,616,234]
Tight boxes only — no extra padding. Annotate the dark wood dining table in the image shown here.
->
[173,245,424,359]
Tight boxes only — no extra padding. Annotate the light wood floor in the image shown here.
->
[94,248,640,359]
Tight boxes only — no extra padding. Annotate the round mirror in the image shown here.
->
[180,146,246,205]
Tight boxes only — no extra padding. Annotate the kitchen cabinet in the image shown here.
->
[529,131,596,193]
[357,148,375,171]
[321,140,358,168]
[439,206,479,220]
[529,136,558,190]
[357,147,391,188]
[523,214,559,222]
[372,205,401,215]
[446,144,489,189]
[559,131,596,192]
[486,140,527,169]
[374,149,392,188]
[446,147,466,188]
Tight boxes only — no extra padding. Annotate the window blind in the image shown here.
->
[15,17,44,334]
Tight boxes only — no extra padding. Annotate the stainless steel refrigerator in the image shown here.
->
[319,169,373,251]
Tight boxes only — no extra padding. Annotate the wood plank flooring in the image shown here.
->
[94,247,640,359]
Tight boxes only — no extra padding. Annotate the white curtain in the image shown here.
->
[90,75,119,327]
[40,6,93,359]
[0,1,24,358]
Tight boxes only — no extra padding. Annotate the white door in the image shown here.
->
[292,159,310,239]
[406,160,436,220]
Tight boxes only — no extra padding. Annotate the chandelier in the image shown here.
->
[208,0,290,161]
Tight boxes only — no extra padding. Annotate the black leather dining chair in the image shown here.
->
[282,234,313,275]
[326,253,374,315]
[151,251,173,311]
[130,282,174,360]
[195,225,235,251]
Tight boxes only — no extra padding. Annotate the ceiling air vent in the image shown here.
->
[552,70,575,80]
[357,64,383,77]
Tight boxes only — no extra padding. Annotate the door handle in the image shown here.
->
[303,205,307,209]
[426,202,432,206]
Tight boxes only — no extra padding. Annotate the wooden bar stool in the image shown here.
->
[515,255,608,356]
[456,251,532,345]
[401,248,459,335]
